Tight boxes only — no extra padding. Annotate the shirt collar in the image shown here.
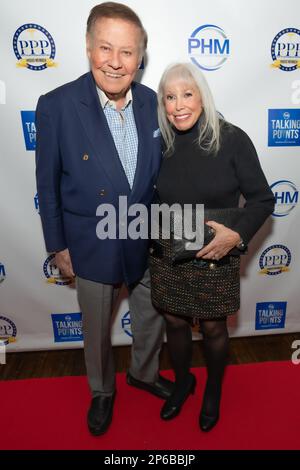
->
[97,86,133,111]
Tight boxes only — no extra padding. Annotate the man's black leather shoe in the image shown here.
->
[126,372,174,399]
[160,373,196,420]
[87,392,116,436]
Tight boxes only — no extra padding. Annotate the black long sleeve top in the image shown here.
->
[156,121,275,245]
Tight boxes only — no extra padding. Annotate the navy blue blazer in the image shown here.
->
[36,72,162,285]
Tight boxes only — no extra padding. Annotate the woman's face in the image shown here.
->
[163,79,202,131]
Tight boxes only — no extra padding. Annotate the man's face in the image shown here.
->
[87,17,142,103]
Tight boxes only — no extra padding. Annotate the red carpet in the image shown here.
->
[1,361,299,450]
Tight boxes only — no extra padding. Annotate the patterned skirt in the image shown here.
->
[149,236,240,320]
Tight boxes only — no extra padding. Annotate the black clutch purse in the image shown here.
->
[171,207,247,263]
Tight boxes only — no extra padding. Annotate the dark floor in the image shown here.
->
[0,332,299,380]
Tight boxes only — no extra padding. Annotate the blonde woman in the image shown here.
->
[150,63,275,431]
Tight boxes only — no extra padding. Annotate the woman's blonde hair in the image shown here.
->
[157,62,224,156]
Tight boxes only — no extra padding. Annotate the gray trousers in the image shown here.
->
[76,269,165,397]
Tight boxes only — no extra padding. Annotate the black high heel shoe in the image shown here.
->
[199,411,219,432]
[199,385,221,432]
[160,373,196,420]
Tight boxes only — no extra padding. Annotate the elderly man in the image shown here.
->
[36,2,172,436]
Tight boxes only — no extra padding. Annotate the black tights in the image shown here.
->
[199,318,229,416]
[163,312,228,414]
[164,312,193,384]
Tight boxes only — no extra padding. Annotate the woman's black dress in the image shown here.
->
[149,121,275,319]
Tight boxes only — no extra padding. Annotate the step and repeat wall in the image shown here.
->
[0,0,300,352]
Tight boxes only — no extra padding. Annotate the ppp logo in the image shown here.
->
[13,24,56,71]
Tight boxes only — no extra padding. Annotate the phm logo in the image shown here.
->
[0,263,6,284]
[43,254,73,286]
[188,24,230,71]
[259,244,291,276]
[271,28,300,72]
[271,180,298,217]
[121,311,132,338]
[21,111,36,150]
[0,316,17,346]
[13,24,57,71]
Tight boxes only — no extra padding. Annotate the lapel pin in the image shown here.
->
[83,154,89,161]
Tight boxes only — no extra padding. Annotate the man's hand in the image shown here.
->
[55,248,75,278]
[196,221,241,260]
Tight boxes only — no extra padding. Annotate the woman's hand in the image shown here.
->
[196,221,241,260]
